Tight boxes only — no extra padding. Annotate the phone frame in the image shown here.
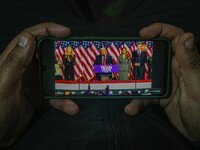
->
[37,36,171,99]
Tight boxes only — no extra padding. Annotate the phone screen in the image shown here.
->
[38,37,171,98]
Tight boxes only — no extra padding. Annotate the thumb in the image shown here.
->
[0,32,35,97]
[175,33,200,100]
[124,99,159,115]
[49,99,79,115]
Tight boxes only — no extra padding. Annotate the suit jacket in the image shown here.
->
[132,50,147,70]
[94,55,113,65]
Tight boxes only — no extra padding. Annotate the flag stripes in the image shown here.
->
[54,40,153,80]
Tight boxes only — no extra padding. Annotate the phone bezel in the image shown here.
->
[37,37,171,99]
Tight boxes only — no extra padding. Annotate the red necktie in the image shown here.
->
[102,56,106,65]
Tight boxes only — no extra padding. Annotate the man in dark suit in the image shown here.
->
[132,43,147,80]
[94,48,113,80]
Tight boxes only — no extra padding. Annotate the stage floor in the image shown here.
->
[55,80,152,90]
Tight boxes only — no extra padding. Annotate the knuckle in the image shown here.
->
[5,52,26,69]
[187,52,200,69]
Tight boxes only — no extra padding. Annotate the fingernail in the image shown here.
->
[64,104,79,115]
[184,38,195,49]
[125,105,137,115]
[18,35,29,48]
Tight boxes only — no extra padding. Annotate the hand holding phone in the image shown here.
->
[134,63,140,67]
[0,23,80,148]
[126,23,200,141]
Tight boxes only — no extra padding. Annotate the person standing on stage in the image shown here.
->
[94,48,113,80]
[117,47,131,80]
[63,46,75,80]
[132,43,147,80]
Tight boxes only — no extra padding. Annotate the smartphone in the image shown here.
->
[37,37,171,99]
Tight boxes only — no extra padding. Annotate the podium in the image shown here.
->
[94,65,119,81]
[100,74,110,81]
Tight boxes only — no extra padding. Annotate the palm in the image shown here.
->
[160,46,200,140]
[0,50,37,147]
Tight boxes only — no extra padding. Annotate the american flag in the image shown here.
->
[144,41,153,79]
[54,40,70,62]
[146,41,153,57]
[54,40,153,80]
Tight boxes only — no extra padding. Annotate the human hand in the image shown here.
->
[0,23,79,148]
[134,63,139,66]
[67,56,71,62]
[125,23,200,141]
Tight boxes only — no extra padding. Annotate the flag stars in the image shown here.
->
[93,41,102,49]
[82,41,91,49]
[118,90,123,94]
[71,91,76,95]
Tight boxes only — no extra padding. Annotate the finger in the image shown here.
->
[159,56,180,108]
[0,32,35,97]
[0,23,71,64]
[124,99,159,115]
[23,22,71,38]
[0,36,20,65]
[140,23,184,40]
[175,33,200,100]
[49,99,79,115]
